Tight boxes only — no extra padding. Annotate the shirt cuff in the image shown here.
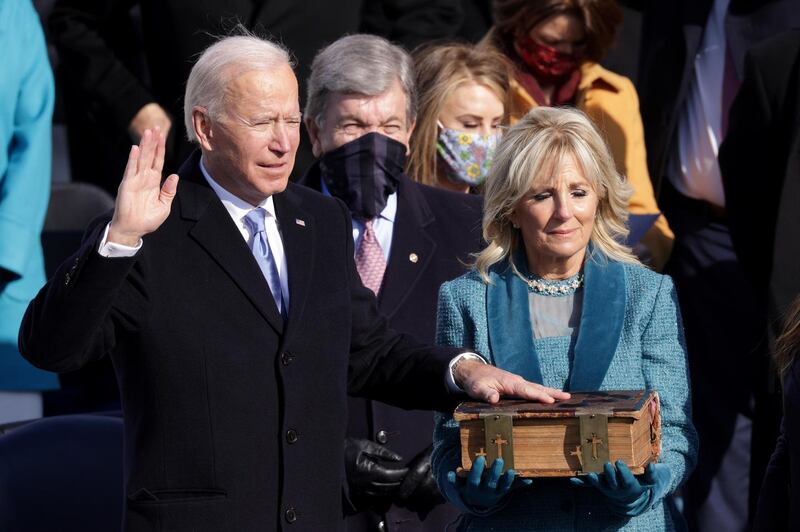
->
[98,223,142,258]
[446,352,487,392]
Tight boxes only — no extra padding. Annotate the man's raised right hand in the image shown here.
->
[107,128,179,246]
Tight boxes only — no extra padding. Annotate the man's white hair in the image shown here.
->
[184,33,293,143]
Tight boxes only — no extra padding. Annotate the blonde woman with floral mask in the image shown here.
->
[407,43,510,194]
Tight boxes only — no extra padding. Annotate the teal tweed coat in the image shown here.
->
[0,0,57,391]
[433,254,698,531]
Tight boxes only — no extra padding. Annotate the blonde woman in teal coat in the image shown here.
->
[432,107,698,531]
[0,0,57,422]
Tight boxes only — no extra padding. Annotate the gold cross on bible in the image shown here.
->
[492,434,509,459]
[587,433,604,460]
[474,447,488,460]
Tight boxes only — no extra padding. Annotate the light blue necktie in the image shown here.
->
[244,208,287,318]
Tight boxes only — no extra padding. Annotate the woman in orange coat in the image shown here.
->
[482,0,673,270]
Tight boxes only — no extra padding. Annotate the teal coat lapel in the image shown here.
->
[486,257,543,384]
[568,255,626,391]
[485,251,626,392]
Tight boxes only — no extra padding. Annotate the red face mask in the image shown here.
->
[516,36,579,85]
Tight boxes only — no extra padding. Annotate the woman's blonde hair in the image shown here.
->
[476,106,638,281]
[407,43,511,188]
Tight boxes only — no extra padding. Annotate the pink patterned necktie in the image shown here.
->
[355,219,387,295]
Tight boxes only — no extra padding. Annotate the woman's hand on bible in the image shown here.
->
[108,127,179,246]
[445,456,531,512]
[569,461,671,517]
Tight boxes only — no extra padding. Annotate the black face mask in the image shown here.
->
[319,132,406,220]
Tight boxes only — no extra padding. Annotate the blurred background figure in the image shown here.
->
[0,0,58,424]
[721,28,800,532]
[480,0,673,270]
[301,34,483,532]
[631,0,800,529]
[754,294,800,531]
[407,43,510,194]
[47,0,465,195]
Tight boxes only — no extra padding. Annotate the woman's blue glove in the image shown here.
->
[444,456,531,513]
[569,461,671,517]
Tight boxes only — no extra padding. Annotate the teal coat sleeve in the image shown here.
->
[0,0,58,390]
[639,274,697,496]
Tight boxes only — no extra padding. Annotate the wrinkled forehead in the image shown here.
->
[222,65,300,114]
[325,80,409,123]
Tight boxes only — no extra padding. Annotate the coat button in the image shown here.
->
[281,351,294,366]
[285,507,297,523]
[375,430,388,444]
[286,429,298,444]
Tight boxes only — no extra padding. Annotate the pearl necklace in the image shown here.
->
[523,272,584,296]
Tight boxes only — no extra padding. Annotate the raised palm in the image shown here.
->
[108,128,179,246]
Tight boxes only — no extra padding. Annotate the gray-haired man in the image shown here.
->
[300,34,485,532]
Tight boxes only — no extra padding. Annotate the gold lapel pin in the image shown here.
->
[409,253,419,263]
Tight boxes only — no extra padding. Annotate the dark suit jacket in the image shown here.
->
[19,152,462,532]
[719,29,800,326]
[631,0,800,194]
[299,164,482,531]
[754,356,800,531]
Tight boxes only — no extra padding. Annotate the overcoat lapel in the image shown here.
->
[178,152,284,334]
[180,192,284,335]
[568,256,626,391]
[273,185,315,347]
[379,176,436,319]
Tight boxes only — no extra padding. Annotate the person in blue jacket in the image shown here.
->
[432,107,698,530]
[0,0,58,423]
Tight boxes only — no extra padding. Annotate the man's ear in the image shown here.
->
[192,107,214,151]
[305,116,323,158]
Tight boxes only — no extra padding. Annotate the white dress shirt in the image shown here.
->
[669,0,730,207]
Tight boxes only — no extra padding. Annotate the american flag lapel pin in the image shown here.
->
[295,218,306,227]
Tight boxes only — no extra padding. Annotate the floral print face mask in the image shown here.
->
[436,127,500,187]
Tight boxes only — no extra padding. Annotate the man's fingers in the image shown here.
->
[153,127,167,175]
[123,144,140,182]
[371,465,409,484]
[370,444,403,462]
[136,129,155,175]
[159,174,179,205]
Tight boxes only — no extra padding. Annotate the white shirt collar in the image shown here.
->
[199,157,276,222]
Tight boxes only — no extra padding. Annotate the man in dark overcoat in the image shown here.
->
[18,34,566,531]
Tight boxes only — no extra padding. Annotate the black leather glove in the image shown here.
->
[344,437,408,512]
[394,444,445,519]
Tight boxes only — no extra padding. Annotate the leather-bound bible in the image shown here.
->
[454,390,661,477]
